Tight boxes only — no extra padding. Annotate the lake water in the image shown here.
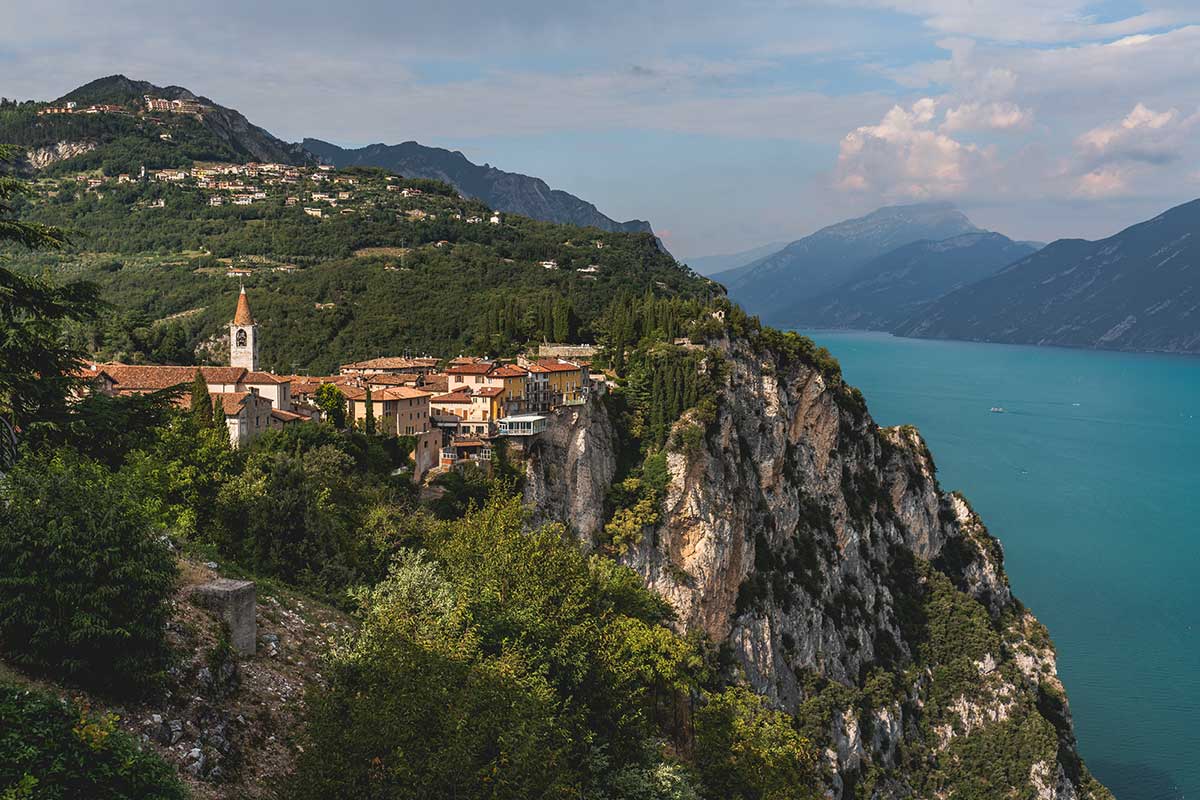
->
[801,330,1200,800]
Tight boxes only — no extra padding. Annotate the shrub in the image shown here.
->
[0,451,177,696]
[0,684,187,800]
[694,686,821,800]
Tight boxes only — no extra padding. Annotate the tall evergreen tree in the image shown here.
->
[364,387,375,436]
[190,370,212,427]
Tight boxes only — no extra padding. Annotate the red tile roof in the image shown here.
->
[446,363,494,375]
[244,371,286,385]
[475,386,505,397]
[271,408,307,422]
[491,365,528,377]
[101,364,248,391]
[339,356,433,371]
[431,391,473,404]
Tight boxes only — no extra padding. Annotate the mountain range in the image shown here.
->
[898,198,1200,352]
[797,231,1039,331]
[717,202,983,324]
[303,138,653,236]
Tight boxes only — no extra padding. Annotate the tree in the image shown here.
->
[694,687,820,800]
[364,386,375,435]
[0,449,178,696]
[190,369,213,427]
[0,144,101,469]
[313,383,347,429]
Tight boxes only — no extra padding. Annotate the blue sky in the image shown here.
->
[4,0,1200,257]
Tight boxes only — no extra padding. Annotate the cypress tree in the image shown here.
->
[190,370,212,427]
[364,387,376,436]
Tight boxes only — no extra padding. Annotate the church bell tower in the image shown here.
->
[229,286,259,370]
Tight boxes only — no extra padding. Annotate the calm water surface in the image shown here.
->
[800,331,1200,800]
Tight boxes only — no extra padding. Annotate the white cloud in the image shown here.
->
[835,98,992,197]
[1067,103,1200,196]
[941,101,1033,132]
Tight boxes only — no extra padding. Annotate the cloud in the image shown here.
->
[852,0,1187,43]
[1067,103,1200,196]
[835,98,992,197]
[941,101,1033,132]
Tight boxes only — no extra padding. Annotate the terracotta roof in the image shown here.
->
[232,286,254,325]
[271,408,307,422]
[101,364,247,391]
[344,386,432,402]
[340,356,431,371]
[533,359,583,373]
[76,367,117,384]
[367,374,421,386]
[431,391,473,404]
[422,373,449,392]
[475,386,505,397]
[448,356,484,366]
[446,362,494,375]
[212,391,252,416]
[244,371,286,385]
[491,365,527,377]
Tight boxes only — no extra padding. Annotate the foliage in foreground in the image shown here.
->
[292,495,822,800]
[0,683,187,800]
[0,450,177,697]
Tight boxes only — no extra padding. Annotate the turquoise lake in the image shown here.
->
[800,330,1199,800]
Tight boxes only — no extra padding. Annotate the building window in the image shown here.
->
[236,329,247,347]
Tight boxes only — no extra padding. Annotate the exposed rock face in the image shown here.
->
[523,399,617,545]
[23,141,97,170]
[526,333,1110,798]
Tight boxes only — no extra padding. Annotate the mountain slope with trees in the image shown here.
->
[303,138,654,236]
[898,198,1200,353]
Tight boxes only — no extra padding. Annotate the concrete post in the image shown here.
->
[191,578,256,656]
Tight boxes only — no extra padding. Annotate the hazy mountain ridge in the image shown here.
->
[898,198,1200,353]
[303,138,653,236]
[684,240,789,276]
[797,231,1038,330]
[720,202,981,324]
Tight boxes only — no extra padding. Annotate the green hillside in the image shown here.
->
[9,163,715,372]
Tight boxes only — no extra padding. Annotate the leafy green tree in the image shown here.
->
[0,684,187,800]
[694,687,820,800]
[314,383,347,429]
[0,144,100,469]
[0,449,177,696]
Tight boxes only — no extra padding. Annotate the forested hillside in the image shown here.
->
[9,166,712,372]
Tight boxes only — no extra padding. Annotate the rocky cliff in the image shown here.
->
[525,332,1111,799]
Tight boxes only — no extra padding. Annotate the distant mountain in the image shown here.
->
[303,138,653,236]
[719,202,981,324]
[796,232,1038,330]
[684,241,789,277]
[58,75,311,165]
[897,198,1200,353]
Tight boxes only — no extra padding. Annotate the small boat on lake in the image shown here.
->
[989,406,1005,413]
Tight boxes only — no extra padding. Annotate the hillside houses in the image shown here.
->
[72,285,599,480]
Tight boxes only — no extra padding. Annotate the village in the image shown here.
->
[79,286,600,483]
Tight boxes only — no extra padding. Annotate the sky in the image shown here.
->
[3,0,1200,258]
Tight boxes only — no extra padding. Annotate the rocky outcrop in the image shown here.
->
[526,332,1111,799]
[23,141,97,170]
[523,398,618,545]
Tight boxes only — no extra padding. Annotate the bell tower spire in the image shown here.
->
[229,286,259,370]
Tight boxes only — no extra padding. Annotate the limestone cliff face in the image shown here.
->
[525,332,1110,799]
[23,141,97,170]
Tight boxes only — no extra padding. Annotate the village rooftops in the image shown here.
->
[342,386,432,401]
[244,371,287,384]
[213,391,269,416]
[490,365,528,377]
[445,362,495,375]
[338,356,437,372]
[475,386,505,398]
[99,364,249,391]
[431,391,473,404]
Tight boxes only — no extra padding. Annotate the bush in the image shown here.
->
[694,686,821,800]
[0,451,177,696]
[0,684,187,800]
